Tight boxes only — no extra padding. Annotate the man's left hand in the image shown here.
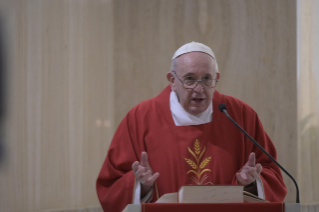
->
[236,152,262,186]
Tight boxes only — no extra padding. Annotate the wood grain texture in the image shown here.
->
[0,0,113,211]
[297,0,319,205]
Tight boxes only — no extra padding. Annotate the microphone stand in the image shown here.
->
[219,105,300,203]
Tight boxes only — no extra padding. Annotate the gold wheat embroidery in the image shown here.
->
[184,139,213,185]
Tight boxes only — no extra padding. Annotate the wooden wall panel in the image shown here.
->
[298,0,319,208]
[0,0,112,211]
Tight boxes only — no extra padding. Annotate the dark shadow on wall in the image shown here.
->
[0,15,8,168]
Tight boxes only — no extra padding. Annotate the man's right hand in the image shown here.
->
[132,152,160,197]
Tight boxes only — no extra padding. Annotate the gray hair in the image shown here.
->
[170,53,219,73]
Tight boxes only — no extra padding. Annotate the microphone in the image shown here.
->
[218,103,300,203]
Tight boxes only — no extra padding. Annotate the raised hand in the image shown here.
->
[132,152,160,197]
[236,152,262,186]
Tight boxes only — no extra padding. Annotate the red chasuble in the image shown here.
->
[96,86,287,212]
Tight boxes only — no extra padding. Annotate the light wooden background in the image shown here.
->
[298,0,319,210]
[0,0,318,211]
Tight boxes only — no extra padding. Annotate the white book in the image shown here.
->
[155,185,268,203]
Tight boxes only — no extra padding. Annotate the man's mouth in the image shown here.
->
[191,98,205,102]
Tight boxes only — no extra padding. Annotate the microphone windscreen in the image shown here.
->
[218,103,227,112]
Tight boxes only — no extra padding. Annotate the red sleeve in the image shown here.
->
[230,104,287,202]
[96,110,142,212]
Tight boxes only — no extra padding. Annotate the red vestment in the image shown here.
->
[96,86,287,212]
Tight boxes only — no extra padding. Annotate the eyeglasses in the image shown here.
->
[172,71,219,89]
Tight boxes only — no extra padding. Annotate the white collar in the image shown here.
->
[169,90,213,126]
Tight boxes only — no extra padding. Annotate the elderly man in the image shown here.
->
[96,42,287,212]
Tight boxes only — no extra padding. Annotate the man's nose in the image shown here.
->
[193,81,205,92]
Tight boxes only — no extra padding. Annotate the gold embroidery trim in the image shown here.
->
[184,139,213,185]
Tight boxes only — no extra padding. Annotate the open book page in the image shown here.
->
[155,193,178,203]
[243,191,268,203]
[155,186,268,203]
[179,185,244,203]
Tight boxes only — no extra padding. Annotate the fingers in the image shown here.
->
[133,165,149,182]
[139,170,160,186]
[246,152,256,167]
[140,152,149,167]
[237,153,263,186]
[131,152,159,186]
[237,167,260,186]
[132,161,139,173]
[132,161,147,177]
[147,172,160,183]
[238,168,256,181]
[237,172,254,186]
[256,163,262,174]
[236,173,245,183]
[248,167,259,180]
[136,166,147,177]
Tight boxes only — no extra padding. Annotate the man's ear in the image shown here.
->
[216,72,220,81]
[166,72,176,91]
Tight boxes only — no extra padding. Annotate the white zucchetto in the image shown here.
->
[172,41,216,60]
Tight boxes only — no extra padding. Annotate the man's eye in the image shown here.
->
[203,77,212,81]
[185,77,195,81]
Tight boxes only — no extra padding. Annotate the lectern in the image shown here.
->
[122,203,301,212]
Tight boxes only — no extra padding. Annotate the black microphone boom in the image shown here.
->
[218,103,300,203]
